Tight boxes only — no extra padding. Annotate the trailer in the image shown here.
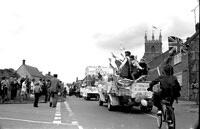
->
[82,85,99,100]
[82,66,113,101]
[98,75,153,112]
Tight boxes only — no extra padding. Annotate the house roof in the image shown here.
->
[24,65,44,78]
[184,29,199,45]
[148,50,170,69]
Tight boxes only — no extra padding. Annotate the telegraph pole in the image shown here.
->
[191,5,199,27]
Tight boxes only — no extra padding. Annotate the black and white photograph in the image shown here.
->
[0,0,199,129]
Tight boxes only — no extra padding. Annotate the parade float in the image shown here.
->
[97,52,153,112]
[98,74,153,112]
[81,66,112,100]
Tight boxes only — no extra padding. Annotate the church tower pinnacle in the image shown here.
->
[152,30,155,40]
[145,31,147,43]
[159,30,162,42]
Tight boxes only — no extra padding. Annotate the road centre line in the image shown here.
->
[53,102,61,124]
[64,101,84,129]
[55,113,61,116]
[54,117,61,120]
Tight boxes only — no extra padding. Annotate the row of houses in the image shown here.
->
[0,59,54,81]
[146,23,199,101]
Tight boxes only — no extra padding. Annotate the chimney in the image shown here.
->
[22,59,26,65]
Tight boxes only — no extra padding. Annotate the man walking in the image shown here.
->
[49,74,60,108]
[33,82,41,107]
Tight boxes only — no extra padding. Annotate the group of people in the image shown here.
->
[110,50,148,81]
[0,76,21,103]
[0,74,65,108]
[31,74,63,108]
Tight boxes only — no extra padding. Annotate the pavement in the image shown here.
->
[175,100,199,113]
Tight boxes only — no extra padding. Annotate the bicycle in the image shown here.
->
[157,98,176,129]
[150,83,176,129]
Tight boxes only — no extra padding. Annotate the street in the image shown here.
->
[0,96,198,129]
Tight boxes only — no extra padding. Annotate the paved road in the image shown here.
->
[0,96,198,129]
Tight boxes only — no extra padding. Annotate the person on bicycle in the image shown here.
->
[147,64,181,115]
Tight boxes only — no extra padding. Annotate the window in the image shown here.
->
[174,53,182,65]
[174,72,182,86]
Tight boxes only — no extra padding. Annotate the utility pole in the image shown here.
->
[191,5,199,26]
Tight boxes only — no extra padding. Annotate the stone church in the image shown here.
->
[142,31,162,63]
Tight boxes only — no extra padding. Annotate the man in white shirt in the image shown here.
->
[129,55,143,80]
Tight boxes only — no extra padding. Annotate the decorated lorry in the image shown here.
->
[81,66,112,100]
[98,75,153,112]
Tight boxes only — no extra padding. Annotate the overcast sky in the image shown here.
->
[0,0,199,83]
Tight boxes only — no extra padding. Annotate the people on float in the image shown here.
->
[118,51,133,80]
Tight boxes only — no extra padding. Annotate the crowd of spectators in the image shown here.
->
[0,76,54,104]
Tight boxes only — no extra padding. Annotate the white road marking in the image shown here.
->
[54,117,61,120]
[64,101,73,117]
[53,120,61,124]
[78,125,84,129]
[55,113,61,116]
[0,117,72,125]
[53,102,62,124]
[64,101,84,129]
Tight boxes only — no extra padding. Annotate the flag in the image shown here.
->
[168,36,188,54]
[115,60,122,68]
[108,58,112,63]
[168,36,183,44]
[111,52,116,59]
[152,26,158,29]
[120,53,125,59]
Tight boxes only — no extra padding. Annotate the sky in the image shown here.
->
[0,0,199,83]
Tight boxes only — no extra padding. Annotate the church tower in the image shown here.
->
[143,30,162,63]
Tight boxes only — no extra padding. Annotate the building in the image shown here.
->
[0,68,19,79]
[186,23,199,101]
[146,23,199,101]
[16,60,44,81]
[142,31,162,63]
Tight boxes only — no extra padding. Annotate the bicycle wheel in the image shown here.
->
[166,107,176,129]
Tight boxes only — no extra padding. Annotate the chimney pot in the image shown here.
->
[22,60,26,65]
